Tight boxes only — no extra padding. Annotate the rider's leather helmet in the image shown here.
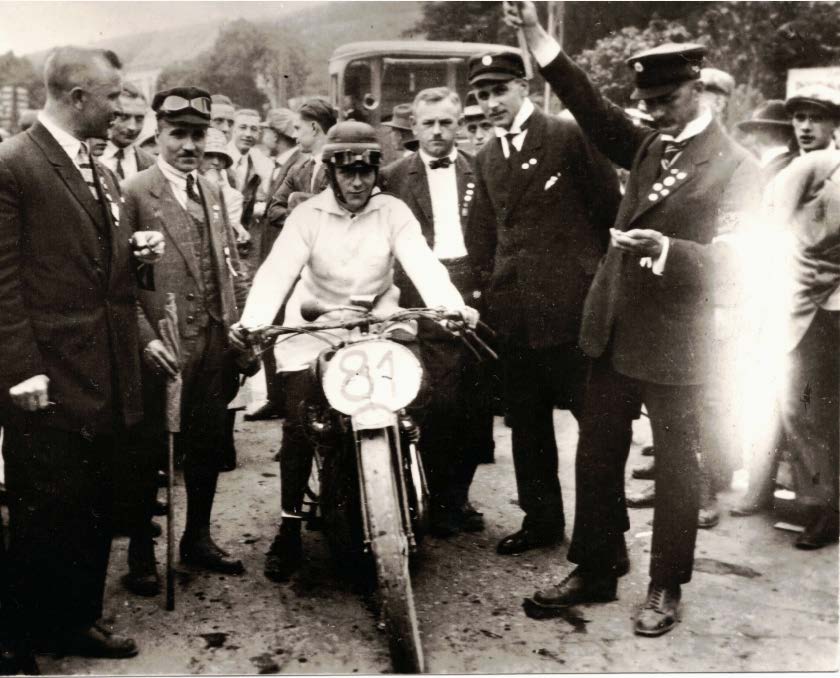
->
[322,121,383,211]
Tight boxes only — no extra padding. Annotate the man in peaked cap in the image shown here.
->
[785,85,840,154]
[119,86,251,592]
[507,1,760,636]
[465,47,621,557]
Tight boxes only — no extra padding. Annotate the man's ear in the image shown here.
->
[69,86,86,110]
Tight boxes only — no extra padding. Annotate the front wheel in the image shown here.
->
[358,428,425,674]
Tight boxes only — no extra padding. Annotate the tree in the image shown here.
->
[0,51,45,108]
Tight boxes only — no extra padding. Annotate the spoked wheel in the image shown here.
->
[357,428,425,674]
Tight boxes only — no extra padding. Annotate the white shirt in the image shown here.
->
[156,156,199,210]
[37,111,85,170]
[495,97,535,158]
[101,141,139,180]
[271,146,298,183]
[761,145,790,168]
[419,148,468,260]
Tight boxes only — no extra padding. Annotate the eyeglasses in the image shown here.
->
[158,95,211,115]
[329,149,382,167]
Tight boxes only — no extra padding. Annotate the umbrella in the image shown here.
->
[158,293,182,611]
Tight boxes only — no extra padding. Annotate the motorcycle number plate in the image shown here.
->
[322,340,422,417]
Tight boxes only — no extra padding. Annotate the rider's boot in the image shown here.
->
[265,521,303,582]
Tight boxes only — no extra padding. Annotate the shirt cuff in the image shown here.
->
[532,39,561,68]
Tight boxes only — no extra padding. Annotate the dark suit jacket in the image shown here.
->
[466,106,621,349]
[258,146,304,264]
[121,165,249,348]
[265,156,329,229]
[135,145,156,173]
[0,120,144,433]
[380,149,478,307]
[541,52,761,385]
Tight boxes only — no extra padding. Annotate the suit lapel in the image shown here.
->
[504,109,546,217]
[149,166,201,284]
[455,151,475,232]
[408,154,434,242]
[197,175,226,284]
[28,121,107,229]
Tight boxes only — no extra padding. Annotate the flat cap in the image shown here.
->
[736,100,793,133]
[468,51,526,86]
[152,86,211,126]
[700,67,735,97]
[626,43,706,101]
[382,103,413,132]
[785,85,840,117]
[262,107,297,138]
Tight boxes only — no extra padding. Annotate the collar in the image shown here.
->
[226,142,250,164]
[659,109,712,144]
[276,146,297,166]
[157,155,198,187]
[103,140,130,160]
[761,145,790,166]
[495,97,535,138]
[800,141,837,156]
[38,110,84,160]
[419,147,458,167]
[316,186,384,218]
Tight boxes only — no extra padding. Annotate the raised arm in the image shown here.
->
[504,0,648,169]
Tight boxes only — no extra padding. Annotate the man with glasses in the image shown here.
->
[120,87,251,588]
[506,1,760,636]
[101,81,154,182]
[465,51,620,558]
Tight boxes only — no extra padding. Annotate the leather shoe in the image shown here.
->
[121,568,160,597]
[57,624,138,659]
[525,567,618,617]
[244,402,282,421]
[634,583,681,637]
[429,508,460,538]
[626,483,655,509]
[795,509,839,550]
[457,503,485,533]
[264,528,302,582]
[497,528,563,555]
[631,458,656,480]
[180,535,244,574]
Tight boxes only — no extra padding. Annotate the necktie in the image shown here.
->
[661,139,688,171]
[186,174,202,205]
[76,143,100,201]
[115,147,125,180]
[503,119,529,159]
[428,157,452,170]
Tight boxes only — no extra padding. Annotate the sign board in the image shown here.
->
[787,67,840,97]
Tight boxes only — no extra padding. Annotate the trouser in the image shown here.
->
[568,357,703,585]
[502,341,588,535]
[780,308,840,510]
[2,425,117,641]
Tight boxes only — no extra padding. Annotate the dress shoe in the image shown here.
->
[525,567,618,617]
[180,535,244,574]
[264,528,302,582]
[634,583,681,637]
[631,458,656,480]
[626,483,655,509]
[729,501,763,517]
[456,503,485,532]
[57,624,138,659]
[121,569,161,598]
[497,527,563,555]
[244,402,282,421]
[641,445,655,457]
[698,474,719,529]
[429,508,461,538]
[795,509,839,550]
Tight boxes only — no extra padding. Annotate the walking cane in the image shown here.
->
[158,294,182,611]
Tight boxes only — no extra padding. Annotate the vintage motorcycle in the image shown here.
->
[245,297,495,674]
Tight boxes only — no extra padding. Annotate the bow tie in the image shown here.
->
[429,157,453,170]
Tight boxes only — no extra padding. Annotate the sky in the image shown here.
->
[0,0,322,55]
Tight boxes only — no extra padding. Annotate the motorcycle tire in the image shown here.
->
[358,428,425,674]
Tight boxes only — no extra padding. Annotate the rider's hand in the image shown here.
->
[143,340,179,378]
[228,322,251,351]
[456,306,480,329]
[9,374,50,412]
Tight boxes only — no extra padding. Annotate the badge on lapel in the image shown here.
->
[462,182,475,217]
[544,171,562,191]
[647,168,689,201]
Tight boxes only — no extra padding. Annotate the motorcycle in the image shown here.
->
[244,297,495,674]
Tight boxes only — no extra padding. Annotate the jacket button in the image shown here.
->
[186,292,195,301]
[186,315,195,324]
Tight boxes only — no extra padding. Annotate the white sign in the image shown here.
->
[787,67,840,97]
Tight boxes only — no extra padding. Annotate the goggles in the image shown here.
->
[328,149,382,168]
[158,95,211,115]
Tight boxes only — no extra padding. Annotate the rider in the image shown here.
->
[230,120,479,582]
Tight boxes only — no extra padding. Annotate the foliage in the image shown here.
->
[155,19,310,110]
[0,51,45,108]
[402,1,517,44]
